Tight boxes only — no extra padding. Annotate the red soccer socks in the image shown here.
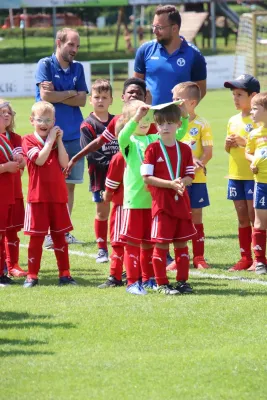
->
[94,218,108,251]
[252,228,266,264]
[110,245,124,281]
[175,247,190,282]
[152,247,169,286]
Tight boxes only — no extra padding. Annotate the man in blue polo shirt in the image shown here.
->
[35,27,88,247]
[134,4,207,106]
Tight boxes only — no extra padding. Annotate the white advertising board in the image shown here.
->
[205,55,235,89]
[0,62,91,98]
[128,55,235,89]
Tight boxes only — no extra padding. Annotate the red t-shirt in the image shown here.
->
[101,114,157,143]
[22,133,68,203]
[105,152,125,206]
[5,131,23,199]
[0,133,15,205]
[142,140,194,219]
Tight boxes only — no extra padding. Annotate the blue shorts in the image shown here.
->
[187,183,210,208]
[227,179,254,201]
[63,139,84,184]
[253,183,267,209]
[92,190,104,203]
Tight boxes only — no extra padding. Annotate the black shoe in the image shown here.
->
[157,284,180,295]
[23,278,39,288]
[0,275,14,286]
[98,276,123,289]
[175,281,193,294]
[58,276,77,286]
[121,271,127,285]
[166,252,174,266]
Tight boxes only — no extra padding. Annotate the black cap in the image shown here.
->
[224,74,260,93]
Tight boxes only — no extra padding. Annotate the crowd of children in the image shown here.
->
[1,73,267,292]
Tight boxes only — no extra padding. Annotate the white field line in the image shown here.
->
[189,270,267,287]
[19,244,267,287]
[19,243,97,259]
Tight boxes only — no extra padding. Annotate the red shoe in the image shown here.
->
[166,260,177,271]
[193,256,210,269]
[228,258,252,272]
[8,264,28,277]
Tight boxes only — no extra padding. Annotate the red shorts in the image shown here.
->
[120,208,152,244]
[110,204,125,246]
[0,204,12,233]
[151,212,196,243]
[24,202,73,236]
[7,198,25,232]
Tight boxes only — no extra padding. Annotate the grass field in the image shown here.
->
[1,88,267,400]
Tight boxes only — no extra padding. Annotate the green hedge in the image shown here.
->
[0,25,149,39]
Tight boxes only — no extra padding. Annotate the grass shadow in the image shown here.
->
[0,350,54,357]
[206,234,238,240]
[0,311,76,330]
[0,311,77,357]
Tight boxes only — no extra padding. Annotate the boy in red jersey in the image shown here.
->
[98,151,126,288]
[0,106,21,285]
[0,100,27,278]
[141,104,196,295]
[22,101,76,288]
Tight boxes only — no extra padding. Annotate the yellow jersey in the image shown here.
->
[226,113,256,180]
[181,115,213,183]
[246,126,267,183]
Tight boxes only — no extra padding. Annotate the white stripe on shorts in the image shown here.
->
[151,215,158,239]
[120,208,129,236]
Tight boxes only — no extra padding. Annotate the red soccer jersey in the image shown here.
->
[142,140,194,219]
[101,114,157,143]
[0,133,15,205]
[5,131,23,199]
[22,133,68,203]
[105,152,125,206]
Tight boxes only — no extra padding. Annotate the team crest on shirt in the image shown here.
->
[259,148,267,159]
[177,58,186,67]
[245,124,253,133]
[190,127,199,136]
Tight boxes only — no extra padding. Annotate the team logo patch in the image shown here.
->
[190,127,199,136]
[177,58,185,67]
[259,148,267,159]
[245,124,253,133]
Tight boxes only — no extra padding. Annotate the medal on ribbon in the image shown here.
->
[34,132,57,149]
[159,139,181,201]
[0,135,13,161]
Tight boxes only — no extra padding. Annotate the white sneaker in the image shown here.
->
[65,233,83,245]
[157,284,180,295]
[96,249,109,263]
[44,234,54,249]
